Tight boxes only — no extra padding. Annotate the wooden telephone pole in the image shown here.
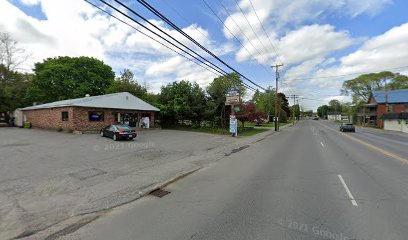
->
[271,64,283,131]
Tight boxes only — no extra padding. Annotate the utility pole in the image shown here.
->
[271,64,283,131]
[289,95,298,126]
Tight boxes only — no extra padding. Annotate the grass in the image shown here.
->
[244,120,293,128]
[238,128,269,136]
[166,125,269,136]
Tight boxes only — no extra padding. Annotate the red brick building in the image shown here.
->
[21,92,159,131]
[358,89,408,128]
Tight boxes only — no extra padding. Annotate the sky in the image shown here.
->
[1,0,408,110]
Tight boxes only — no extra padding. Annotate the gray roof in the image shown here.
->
[22,92,160,112]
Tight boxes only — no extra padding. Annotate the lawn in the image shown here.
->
[245,120,293,128]
[166,126,269,136]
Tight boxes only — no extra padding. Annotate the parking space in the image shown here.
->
[0,127,235,239]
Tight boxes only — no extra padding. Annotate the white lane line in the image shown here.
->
[320,142,324,147]
[338,174,358,207]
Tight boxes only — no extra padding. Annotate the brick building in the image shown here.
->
[358,89,408,128]
[21,92,159,131]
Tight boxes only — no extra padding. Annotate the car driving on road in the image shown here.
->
[339,123,355,132]
[100,124,137,141]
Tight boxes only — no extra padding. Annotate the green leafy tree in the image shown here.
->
[341,71,408,103]
[317,105,330,118]
[158,80,207,126]
[29,56,115,103]
[207,73,246,127]
[0,64,31,115]
[328,99,342,112]
[252,87,275,118]
[106,69,147,100]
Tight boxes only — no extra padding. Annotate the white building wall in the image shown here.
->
[384,119,402,132]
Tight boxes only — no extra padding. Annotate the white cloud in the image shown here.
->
[311,22,408,87]
[19,0,40,6]
[145,56,217,89]
[279,24,353,65]
[224,0,391,66]
[1,0,229,91]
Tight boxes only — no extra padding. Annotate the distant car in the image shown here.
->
[313,117,319,120]
[339,123,355,132]
[100,124,137,141]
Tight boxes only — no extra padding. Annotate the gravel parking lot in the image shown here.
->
[0,127,238,239]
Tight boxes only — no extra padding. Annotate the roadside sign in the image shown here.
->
[225,87,240,105]
[226,96,240,105]
[230,118,237,134]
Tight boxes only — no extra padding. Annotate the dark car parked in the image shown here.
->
[100,124,137,141]
[339,123,355,132]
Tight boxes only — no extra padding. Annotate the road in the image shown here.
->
[61,120,408,240]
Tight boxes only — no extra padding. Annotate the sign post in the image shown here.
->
[226,88,240,137]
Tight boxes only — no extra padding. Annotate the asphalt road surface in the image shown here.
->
[63,120,408,240]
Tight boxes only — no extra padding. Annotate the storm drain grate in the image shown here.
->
[150,189,170,198]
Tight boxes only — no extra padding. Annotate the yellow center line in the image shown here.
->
[317,122,408,164]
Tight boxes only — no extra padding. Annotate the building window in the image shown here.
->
[387,104,393,112]
[61,111,69,121]
[89,111,104,121]
[405,104,408,112]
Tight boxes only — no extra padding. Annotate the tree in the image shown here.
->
[0,64,31,117]
[317,105,330,118]
[252,87,275,119]
[291,104,301,120]
[0,32,28,71]
[0,33,31,122]
[328,99,342,112]
[278,93,290,123]
[158,80,207,126]
[29,56,115,103]
[106,69,147,100]
[207,73,246,127]
[341,71,408,103]
[235,101,266,128]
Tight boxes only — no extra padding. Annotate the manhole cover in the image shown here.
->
[150,189,170,198]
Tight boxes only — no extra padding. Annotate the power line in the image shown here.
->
[201,0,270,74]
[87,0,257,92]
[232,0,270,59]
[103,0,228,77]
[84,0,220,76]
[247,0,281,64]
[161,0,210,45]
[133,0,267,91]
[218,1,269,71]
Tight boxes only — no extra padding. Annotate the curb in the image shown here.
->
[24,166,201,240]
[137,165,201,197]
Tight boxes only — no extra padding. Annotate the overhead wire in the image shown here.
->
[201,0,270,75]
[84,0,220,77]
[247,0,282,64]
[133,0,267,91]
[232,0,270,59]
[86,0,257,92]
